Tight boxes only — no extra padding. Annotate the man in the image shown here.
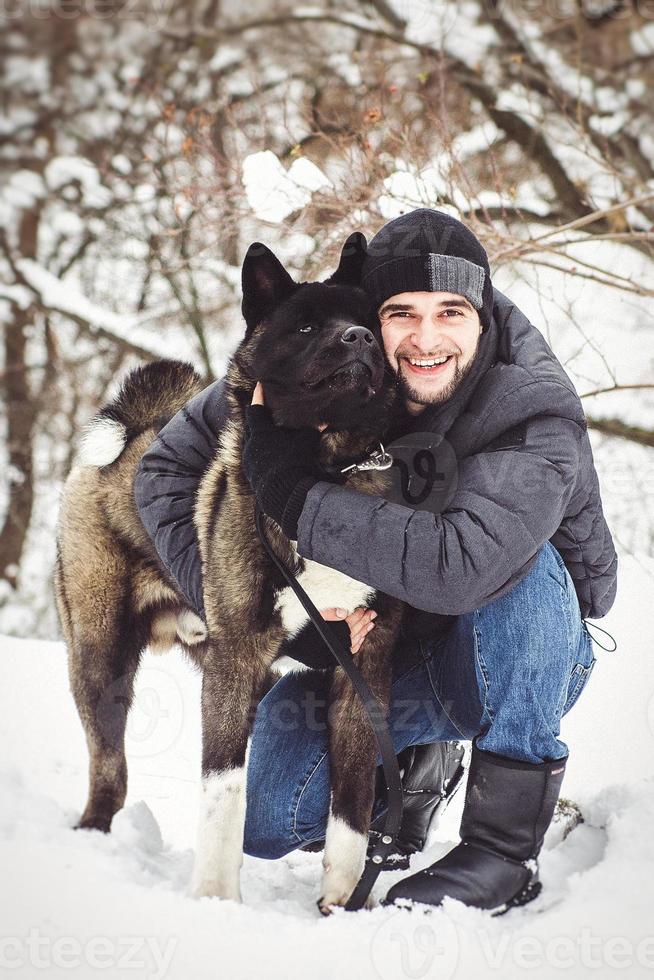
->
[134,208,617,912]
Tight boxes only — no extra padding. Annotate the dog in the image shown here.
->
[55,234,407,913]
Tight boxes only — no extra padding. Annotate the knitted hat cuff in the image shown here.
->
[362,253,486,314]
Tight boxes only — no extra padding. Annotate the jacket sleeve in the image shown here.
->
[133,378,229,617]
[296,412,585,615]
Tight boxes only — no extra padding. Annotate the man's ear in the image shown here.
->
[241,242,297,340]
[324,232,367,287]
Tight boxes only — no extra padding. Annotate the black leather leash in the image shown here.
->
[255,505,403,911]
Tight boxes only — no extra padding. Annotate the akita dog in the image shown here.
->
[55,234,407,912]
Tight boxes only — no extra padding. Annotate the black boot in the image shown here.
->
[300,741,466,865]
[382,739,567,914]
[368,741,466,870]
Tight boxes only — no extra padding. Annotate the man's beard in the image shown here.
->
[396,350,477,408]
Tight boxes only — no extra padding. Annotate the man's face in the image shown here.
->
[378,291,483,415]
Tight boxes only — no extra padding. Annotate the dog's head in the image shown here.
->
[234,233,396,433]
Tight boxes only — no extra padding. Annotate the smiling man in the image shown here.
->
[134,208,617,913]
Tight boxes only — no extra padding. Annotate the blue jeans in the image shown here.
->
[243,542,596,859]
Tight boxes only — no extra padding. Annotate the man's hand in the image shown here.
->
[320,606,377,654]
[243,382,334,539]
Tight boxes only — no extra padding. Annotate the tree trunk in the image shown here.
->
[0,210,39,590]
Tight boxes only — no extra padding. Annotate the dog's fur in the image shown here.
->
[55,235,406,912]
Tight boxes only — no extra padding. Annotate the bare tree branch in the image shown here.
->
[586,415,654,448]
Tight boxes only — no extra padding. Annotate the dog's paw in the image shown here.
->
[317,864,363,915]
[74,814,111,833]
[187,875,242,902]
[317,889,376,915]
[318,815,368,914]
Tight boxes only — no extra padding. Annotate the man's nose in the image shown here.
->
[409,319,445,350]
[340,325,375,352]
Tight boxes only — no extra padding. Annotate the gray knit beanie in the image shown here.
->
[361,208,494,332]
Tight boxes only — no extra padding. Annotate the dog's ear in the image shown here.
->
[241,242,297,339]
[324,232,368,287]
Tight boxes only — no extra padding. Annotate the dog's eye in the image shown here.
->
[298,324,313,334]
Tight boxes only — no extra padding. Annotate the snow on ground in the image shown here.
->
[1,555,654,979]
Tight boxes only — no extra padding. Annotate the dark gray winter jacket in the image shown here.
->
[134,287,617,660]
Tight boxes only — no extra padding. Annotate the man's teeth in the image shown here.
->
[406,356,450,366]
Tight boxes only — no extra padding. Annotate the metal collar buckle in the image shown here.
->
[340,443,394,475]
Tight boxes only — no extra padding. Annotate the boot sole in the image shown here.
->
[382,876,543,915]
[490,877,542,916]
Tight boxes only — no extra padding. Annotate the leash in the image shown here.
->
[255,502,403,912]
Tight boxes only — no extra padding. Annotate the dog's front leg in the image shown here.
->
[319,633,395,914]
[188,642,269,902]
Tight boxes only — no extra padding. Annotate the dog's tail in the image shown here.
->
[78,359,203,467]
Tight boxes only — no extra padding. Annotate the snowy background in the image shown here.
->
[1,0,653,976]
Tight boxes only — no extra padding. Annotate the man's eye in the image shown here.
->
[391,311,412,318]
[298,324,313,333]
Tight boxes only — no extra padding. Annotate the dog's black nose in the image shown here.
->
[340,325,375,349]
